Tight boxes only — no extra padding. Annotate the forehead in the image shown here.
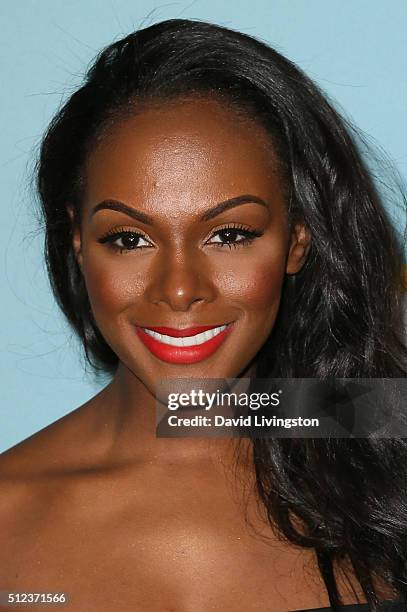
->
[83,97,284,217]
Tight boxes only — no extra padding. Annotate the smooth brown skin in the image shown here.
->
[0,98,370,611]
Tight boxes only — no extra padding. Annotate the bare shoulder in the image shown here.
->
[0,384,116,589]
[0,384,113,533]
[0,383,112,479]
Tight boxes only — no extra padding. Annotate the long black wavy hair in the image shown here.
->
[36,18,407,610]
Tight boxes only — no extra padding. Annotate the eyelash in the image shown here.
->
[98,223,264,254]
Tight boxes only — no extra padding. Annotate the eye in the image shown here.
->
[98,228,153,253]
[206,224,263,249]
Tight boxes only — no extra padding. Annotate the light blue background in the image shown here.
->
[1,0,406,452]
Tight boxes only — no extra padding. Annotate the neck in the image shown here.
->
[93,361,255,470]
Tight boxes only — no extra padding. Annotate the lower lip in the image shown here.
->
[135,324,234,364]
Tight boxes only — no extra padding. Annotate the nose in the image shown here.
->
[145,250,217,312]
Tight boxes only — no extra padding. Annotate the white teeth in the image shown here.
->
[143,325,227,347]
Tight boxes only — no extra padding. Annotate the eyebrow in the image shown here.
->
[90,194,269,224]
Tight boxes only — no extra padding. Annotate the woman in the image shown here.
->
[1,18,406,612]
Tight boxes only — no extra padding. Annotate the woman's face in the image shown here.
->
[70,97,309,392]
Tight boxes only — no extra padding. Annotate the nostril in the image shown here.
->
[145,268,217,310]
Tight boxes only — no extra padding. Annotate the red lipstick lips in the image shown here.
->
[135,323,234,364]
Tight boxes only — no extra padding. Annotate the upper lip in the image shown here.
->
[139,323,231,337]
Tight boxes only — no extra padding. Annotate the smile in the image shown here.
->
[135,323,234,364]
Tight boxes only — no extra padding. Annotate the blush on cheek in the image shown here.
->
[249,261,286,309]
[82,262,147,322]
[222,259,286,312]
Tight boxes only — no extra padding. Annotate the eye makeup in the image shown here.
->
[97,222,264,254]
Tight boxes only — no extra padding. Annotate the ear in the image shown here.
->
[67,205,83,270]
[285,222,311,275]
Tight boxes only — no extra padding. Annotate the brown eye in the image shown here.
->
[211,228,248,244]
[207,226,263,248]
[98,230,153,252]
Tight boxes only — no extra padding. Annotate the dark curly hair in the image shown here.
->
[36,18,407,610]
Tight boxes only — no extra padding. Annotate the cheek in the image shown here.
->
[217,252,286,313]
[82,256,147,321]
